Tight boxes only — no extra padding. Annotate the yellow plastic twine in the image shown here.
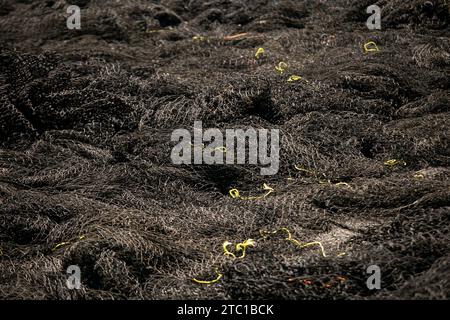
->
[413,173,425,180]
[255,47,265,59]
[288,75,302,82]
[222,241,236,259]
[146,28,162,34]
[193,35,208,42]
[222,239,256,259]
[229,183,274,200]
[52,235,85,252]
[0,248,3,256]
[260,228,327,258]
[235,239,256,259]
[193,239,255,284]
[384,159,406,168]
[334,182,352,189]
[52,242,71,251]
[275,62,288,74]
[294,165,317,175]
[281,228,326,257]
[194,229,326,285]
[364,41,380,53]
[192,268,223,285]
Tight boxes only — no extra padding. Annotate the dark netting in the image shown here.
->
[0,0,449,299]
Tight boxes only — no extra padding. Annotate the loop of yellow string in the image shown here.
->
[364,41,380,53]
[222,241,236,259]
[255,47,265,59]
[192,268,223,285]
[229,183,274,200]
[275,62,288,74]
[288,75,302,82]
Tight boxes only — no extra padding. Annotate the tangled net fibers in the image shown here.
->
[0,0,449,299]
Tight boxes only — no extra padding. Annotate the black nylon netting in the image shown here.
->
[0,0,449,299]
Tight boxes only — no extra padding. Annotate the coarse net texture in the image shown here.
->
[0,0,449,299]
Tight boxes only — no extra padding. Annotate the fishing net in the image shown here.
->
[0,0,449,299]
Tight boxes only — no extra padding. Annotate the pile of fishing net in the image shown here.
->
[0,0,449,299]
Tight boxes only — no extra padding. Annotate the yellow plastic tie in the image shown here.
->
[413,173,425,180]
[222,241,236,259]
[146,28,162,33]
[0,248,3,256]
[193,238,255,285]
[255,47,265,59]
[223,239,256,259]
[229,188,240,199]
[52,241,71,251]
[193,35,208,42]
[334,182,351,188]
[288,75,302,82]
[261,228,327,257]
[275,62,288,74]
[364,41,380,53]
[279,227,293,239]
[293,241,327,258]
[52,235,85,251]
[294,165,316,175]
[229,183,274,200]
[192,268,223,285]
[384,159,406,167]
[235,239,255,259]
